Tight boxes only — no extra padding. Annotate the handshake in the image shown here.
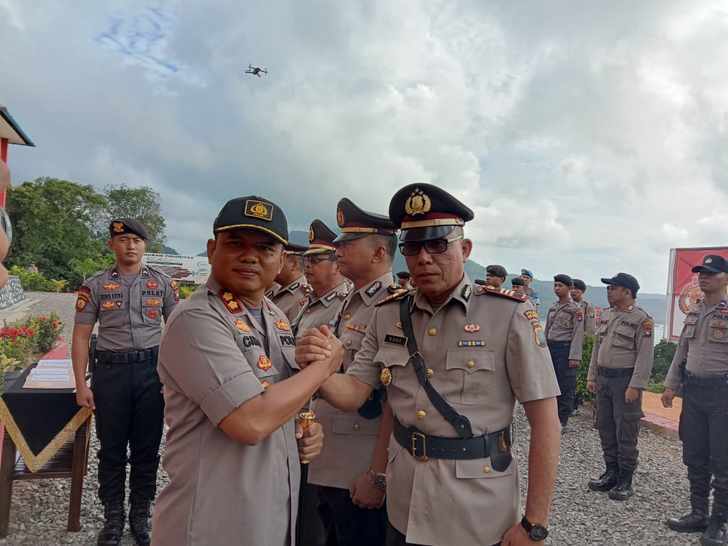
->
[295,325,345,377]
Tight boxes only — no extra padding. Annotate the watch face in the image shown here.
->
[530,526,548,541]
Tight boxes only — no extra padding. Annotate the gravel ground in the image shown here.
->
[0,293,703,545]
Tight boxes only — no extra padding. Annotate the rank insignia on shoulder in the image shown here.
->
[258,355,273,370]
[275,319,291,331]
[234,319,251,333]
[461,284,472,302]
[477,285,526,302]
[464,323,480,333]
[375,289,411,307]
[380,368,392,386]
[458,340,486,347]
[220,291,242,313]
[642,319,654,336]
[146,279,159,290]
[384,334,407,346]
[346,323,367,334]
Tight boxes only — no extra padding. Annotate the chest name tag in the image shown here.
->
[242,336,262,348]
[279,335,295,347]
[457,340,486,347]
[384,334,407,346]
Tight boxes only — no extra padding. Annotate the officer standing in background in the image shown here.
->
[151,196,325,546]
[293,219,351,337]
[511,276,527,299]
[545,274,585,429]
[485,264,508,289]
[267,242,310,321]
[72,219,178,546]
[297,183,562,546]
[305,197,398,546]
[396,271,412,290]
[571,279,596,336]
[586,273,653,501]
[520,269,540,306]
[662,255,728,545]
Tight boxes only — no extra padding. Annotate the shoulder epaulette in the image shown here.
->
[387,283,401,294]
[476,285,527,302]
[375,288,412,307]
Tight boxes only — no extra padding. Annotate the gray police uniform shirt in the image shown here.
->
[293,279,351,338]
[74,265,177,351]
[308,272,392,489]
[664,299,728,390]
[346,276,560,546]
[545,300,585,361]
[151,277,300,546]
[266,275,310,322]
[586,306,654,389]
[577,299,596,336]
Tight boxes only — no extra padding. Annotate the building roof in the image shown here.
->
[0,106,35,146]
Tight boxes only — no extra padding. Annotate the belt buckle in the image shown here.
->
[410,432,428,462]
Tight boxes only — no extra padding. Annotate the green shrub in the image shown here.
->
[29,312,64,353]
[651,339,677,384]
[178,284,197,299]
[9,265,67,292]
[576,335,595,402]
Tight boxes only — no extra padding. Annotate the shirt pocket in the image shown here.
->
[142,297,163,324]
[98,298,127,328]
[445,347,496,405]
[708,319,728,343]
[373,345,409,388]
[612,323,635,349]
[455,457,515,479]
[332,414,379,437]
[682,314,699,339]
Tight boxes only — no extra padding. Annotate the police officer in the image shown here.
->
[72,219,178,546]
[545,274,585,429]
[520,269,540,307]
[511,276,527,299]
[662,255,728,545]
[571,279,596,336]
[304,197,398,546]
[485,264,508,289]
[267,242,310,321]
[396,271,412,290]
[151,196,327,546]
[293,219,351,337]
[297,183,561,546]
[586,273,654,501]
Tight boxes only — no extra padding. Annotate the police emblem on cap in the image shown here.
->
[112,222,125,233]
[308,227,315,243]
[404,189,431,216]
[244,200,273,222]
[337,207,345,227]
[706,257,713,264]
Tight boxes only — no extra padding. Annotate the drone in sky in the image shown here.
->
[244,64,268,78]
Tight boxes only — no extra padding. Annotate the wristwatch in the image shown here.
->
[367,469,386,491]
[521,516,548,541]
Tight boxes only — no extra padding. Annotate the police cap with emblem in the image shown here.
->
[521,269,534,279]
[334,198,397,243]
[486,265,507,279]
[553,273,573,287]
[692,255,728,274]
[213,195,288,245]
[304,219,338,256]
[285,242,309,255]
[389,182,474,242]
[109,218,149,240]
[601,272,640,295]
[572,278,587,292]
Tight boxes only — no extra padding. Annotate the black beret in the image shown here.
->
[572,279,587,292]
[389,183,474,242]
[213,196,288,244]
[335,198,396,243]
[486,265,507,278]
[601,273,640,294]
[553,274,573,287]
[109,218,149,240]
[511,277,525,286]
[692,255,728,274]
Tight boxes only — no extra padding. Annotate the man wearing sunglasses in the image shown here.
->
[267,242,311,321]
[297,183,561,546]
[662,255,728,545]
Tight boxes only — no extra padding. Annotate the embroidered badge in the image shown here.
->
[258,355,273,370]
[116,301,123,308]
[464,323,480,333]
[112,221,125,233]
[365,281,382,298]
[103,282,121,291]
[101,301,116,310]
[275,319,290,331]
[642,319,654,336]
[309,226,315,243]
[380,368,392,386]
[234,319,251,333]
[244,199,273,221]
[146,309,159,320]
[146,279,159,290]
[458,340,486,347]
[524,310,539,321]
[461,284,472,302]
[343,313,352,320]
[404,188,431,216]
[345,323,367,334]
[384,334,407,346]
[576,308,584,321]
[145,298,162,307]
[395,321,402,330]
[75,296,88,311]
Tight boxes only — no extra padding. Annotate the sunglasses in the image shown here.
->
[399,235,463,257]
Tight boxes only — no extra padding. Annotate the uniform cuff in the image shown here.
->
[200,371,263,426]
[346,362,381,389]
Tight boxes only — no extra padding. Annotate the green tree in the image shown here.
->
[651,339,677,383]
[103,184,167,252]
[6,177,109,287]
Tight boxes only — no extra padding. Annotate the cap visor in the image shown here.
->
[400,225,455,243]
[334,232,369,244]
[303,248,335,256]
[214,224,288,245]
[600,278,616,285]
[692,265,722,274]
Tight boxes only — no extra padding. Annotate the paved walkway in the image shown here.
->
[642,391,681,437]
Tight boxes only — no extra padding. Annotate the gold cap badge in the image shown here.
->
[336,207,345,227]
[112,222,125,233]
[404,189,431,216]
[380,368,392,386]
[308,227,315,243]
[244,200,273,221]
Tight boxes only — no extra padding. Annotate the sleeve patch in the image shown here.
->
[642,319,654,336]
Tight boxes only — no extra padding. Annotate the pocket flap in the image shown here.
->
[446,348,495,374]
[455,458,514,479]
[709,319,728,329]
[332,414,379,436]
[374,346,409,368]
[684,314,699,325]
[614,323,635,338]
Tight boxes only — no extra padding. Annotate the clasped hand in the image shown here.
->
[295,325,343,376]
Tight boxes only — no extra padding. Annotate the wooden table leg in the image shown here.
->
[0,431,17,538]
[67,420,89,532]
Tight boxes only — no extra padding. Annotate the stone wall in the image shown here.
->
[0,276,24,309]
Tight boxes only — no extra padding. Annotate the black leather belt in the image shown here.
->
[685,372,728,388]
[597,367,634,378]
[96,346,159,364]
[393,417,509,462]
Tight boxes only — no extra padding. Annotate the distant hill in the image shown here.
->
[161,245,179,255]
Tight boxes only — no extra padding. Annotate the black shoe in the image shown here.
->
[588,468,619,492]
[666,511,709,533]
[701,516,727,546]
[608,473,634,501]
[129,502,152,546]
[98,504,125,546]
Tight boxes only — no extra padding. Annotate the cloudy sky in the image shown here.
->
[2,0,728,292]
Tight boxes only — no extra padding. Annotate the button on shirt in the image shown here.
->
[74,266,177,351]
[151,277,300,546]
[545,301,585,361]
[664,300,728,390]
[586,306,654,389]
[308,272,392,489]
[346,276,560,546]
